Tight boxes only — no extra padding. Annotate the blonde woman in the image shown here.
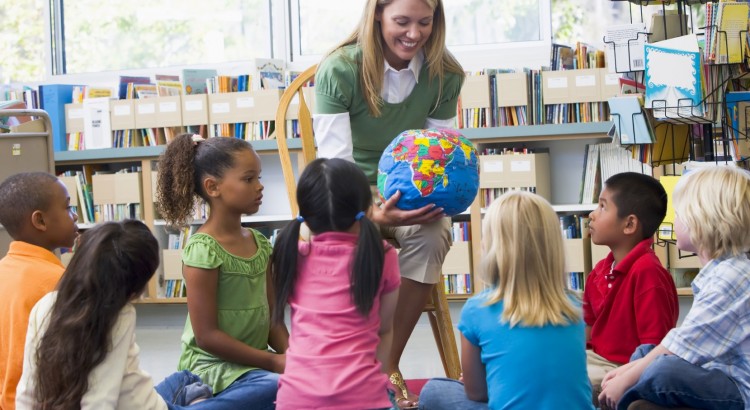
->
[599,166,750,410]
[313,0,465,407]
[419,192,594,409]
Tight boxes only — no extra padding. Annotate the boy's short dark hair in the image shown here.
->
[604,172,668,239]
[0,172,59,239]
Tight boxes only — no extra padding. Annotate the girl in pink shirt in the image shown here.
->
[271,158,401,409]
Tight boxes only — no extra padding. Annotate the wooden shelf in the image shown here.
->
[461,122,615,143]
[137,297,188,304]
[54,138,305,164]
[677,287,693,297]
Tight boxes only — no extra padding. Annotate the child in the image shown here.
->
[156,134,288,408]
[419,191,594,409]
[271,158,400,409]
[0,172,78,410]
[584,172,679,393]
[599,166,750,410]
[315,1,464,404]
[15,220,214,409]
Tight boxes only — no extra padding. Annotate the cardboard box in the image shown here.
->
[110,100,135,131]
[590,243,610,267]
[134,100,159,129]
[182,94,209,126]
[495,72,528,107]
[460,75,491,109]
[479,153,551,201]
[443,241,472,275]
[64,103,85,133]
[157,96,182,127]
[162,249,183,280]
[563,238,592,273]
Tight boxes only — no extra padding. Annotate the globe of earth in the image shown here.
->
[377,128,479,217]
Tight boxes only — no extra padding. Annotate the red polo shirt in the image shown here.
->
[583,238,679,364]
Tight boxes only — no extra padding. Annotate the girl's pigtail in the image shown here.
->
[156,134,200,227]
[270,217,303,325]
[351,214,384,316]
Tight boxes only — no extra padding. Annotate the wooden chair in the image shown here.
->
[274,65,462,379]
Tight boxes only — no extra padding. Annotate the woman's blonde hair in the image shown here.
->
[481,191,580,327]
[327,0,464,117]
[673,166,750,260]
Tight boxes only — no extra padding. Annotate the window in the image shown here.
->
[2,1,47,83]
[57,0,272,74]
[291,0,552,70]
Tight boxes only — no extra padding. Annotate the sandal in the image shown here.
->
[388,371,418,409]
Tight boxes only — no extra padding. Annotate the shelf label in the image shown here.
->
[68,108,84,119]
[236,97,255,108]
[547,77,568,89]
[159,101,178,113]
[113,105,131,116]
[184,100,203,111]
[483,160,503,173]
[212,102,230,114]
[510,160,531,172]
[575,75,596,87]
[605,73,621,85]
[138,103,156,114]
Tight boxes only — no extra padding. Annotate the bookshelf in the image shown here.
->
[54,139,303,304]
[460,121,615,297]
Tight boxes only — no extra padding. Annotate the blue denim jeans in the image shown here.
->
[418,378,489,410]
[155,370,212,409]
[617,344,745,410]
[156,369,279,410]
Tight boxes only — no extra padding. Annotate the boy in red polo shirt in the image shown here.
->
[583,172,678,400]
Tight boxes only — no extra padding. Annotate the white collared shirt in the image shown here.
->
[313,51,456,162]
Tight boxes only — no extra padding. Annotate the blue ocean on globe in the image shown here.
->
[377,129,479,216]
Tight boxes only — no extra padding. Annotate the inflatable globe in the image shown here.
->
[377,129,479,216]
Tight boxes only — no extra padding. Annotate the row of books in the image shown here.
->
[559,214,591,240]
[443,273,472,296]
[580,142,654,204]
[568,272,586,292]
[450,222,470,243]
[457,67,618,128]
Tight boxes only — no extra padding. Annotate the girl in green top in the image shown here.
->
[314,0,464,407]
[157,134,288,409]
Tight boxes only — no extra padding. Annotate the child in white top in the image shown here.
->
[16,220,213,409]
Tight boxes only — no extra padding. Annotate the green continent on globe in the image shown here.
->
[390,132,474,197]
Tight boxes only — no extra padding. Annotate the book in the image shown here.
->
[644,34,703,119]
[255,58,285,90]
[651,123,691,165]
[181,69,217,95]
[713,2,750,64]
[726,91,750,140]
[82,97,113,150]
[38,84,82,152]
[604,23,647,73]
[608,94,654,144]
[118,76,151,99]
[648,9,689,43]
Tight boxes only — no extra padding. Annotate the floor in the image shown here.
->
[136,297,693,383]
[135,302,464,383]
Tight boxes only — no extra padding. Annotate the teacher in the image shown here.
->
[313,0,465,408]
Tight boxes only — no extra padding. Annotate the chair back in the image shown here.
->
[275,64,317,216]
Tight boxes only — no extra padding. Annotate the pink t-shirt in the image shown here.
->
[276,232,401,410]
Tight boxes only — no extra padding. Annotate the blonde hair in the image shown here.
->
[673,166,750,260]
[326,0,464,117]
[481,191,580,328]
